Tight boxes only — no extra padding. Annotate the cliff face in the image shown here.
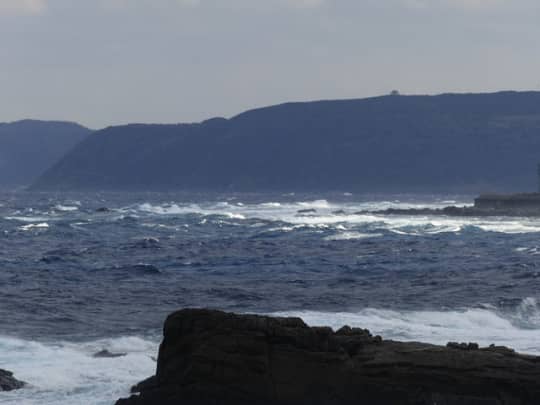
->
[33,91,540,193]
[116,309,540,405]
[0,120,91,188]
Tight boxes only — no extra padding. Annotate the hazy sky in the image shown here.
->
[1,0,539,128]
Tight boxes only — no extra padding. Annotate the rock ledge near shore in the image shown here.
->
[0,369,25,392]
[116,309,540,405]
[367,205,540,217]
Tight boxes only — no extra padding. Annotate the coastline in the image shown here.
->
[367,205,540,217]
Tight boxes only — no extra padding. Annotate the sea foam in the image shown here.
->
[272,298,540,355]
[132,199,540,236]
[0,335,157,405]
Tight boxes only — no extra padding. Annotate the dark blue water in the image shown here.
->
[1,191,540,404]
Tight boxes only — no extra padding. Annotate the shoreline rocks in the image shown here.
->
[0,369,25,392]
[93,349,127,358]
[366,205,540,217]
[116,309,540,405]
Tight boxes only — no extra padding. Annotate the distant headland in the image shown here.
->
[28,91,540,193]
[3,91,540,193]
[0,120,90,189]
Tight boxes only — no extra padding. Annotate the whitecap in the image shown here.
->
[266,226,296,233]
[475,220,540,234]
[260,202,282,208]
[224,213,246,220]
[325,232,383,241]
[264,223,330,234]
[54,205,79,212]
[515,247,540,255]
[6,216,50,223]
[297,199,332,209]
[138,203,199,215]
[18,223,49,231]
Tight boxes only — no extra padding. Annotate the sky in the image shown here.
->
[0,0,539,129]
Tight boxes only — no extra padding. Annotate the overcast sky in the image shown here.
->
[1,0,539,128]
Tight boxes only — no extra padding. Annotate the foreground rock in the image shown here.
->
[117,309,540,405]
[0,369,25,391]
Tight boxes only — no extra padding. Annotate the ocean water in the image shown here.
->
[1,191,540,404]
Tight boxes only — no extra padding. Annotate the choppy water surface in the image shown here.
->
[1,191,540,404]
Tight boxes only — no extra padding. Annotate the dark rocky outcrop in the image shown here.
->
[0,369,25,391]
[93,349,127,358]
[297,208,317,214]
[116,309,540,405]
[368,205,540,217]
[366,206,516,217]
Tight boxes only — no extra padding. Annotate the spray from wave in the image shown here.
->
[272,298,540,355]
[0,335,157,405]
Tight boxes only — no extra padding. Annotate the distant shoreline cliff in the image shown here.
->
[0,120,90,189]
[27,91,540,193]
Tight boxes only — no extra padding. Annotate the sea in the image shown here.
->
[1,191,540,404]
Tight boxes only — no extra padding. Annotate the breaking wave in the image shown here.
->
[273,298,540,355]
[54,205,79,212]
[0,335,157,405]
[132,199,540,236]
[18,223,49,232]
